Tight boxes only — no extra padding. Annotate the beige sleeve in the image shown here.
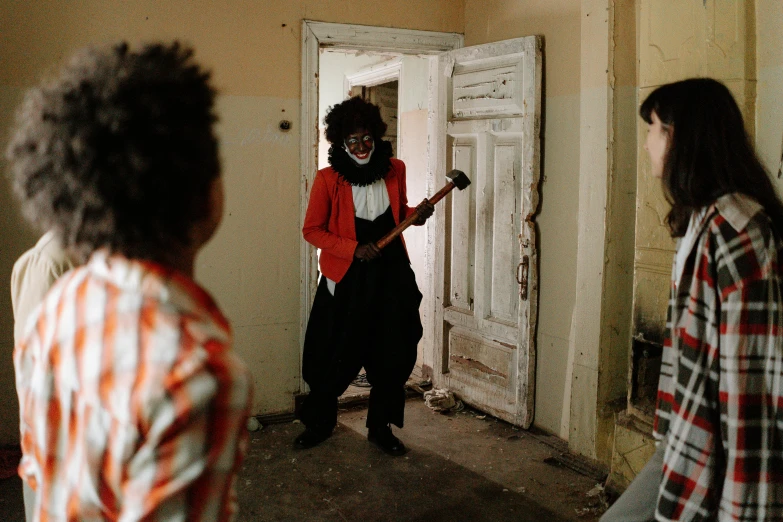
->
[11,254,73,345]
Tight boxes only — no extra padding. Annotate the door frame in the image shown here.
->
[344,57,402,95]
[299,21,463,393]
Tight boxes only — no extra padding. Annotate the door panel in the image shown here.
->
[429,36,541,428]
[488,139,521,325]
[451,53,528,118]
[448,138,477,314]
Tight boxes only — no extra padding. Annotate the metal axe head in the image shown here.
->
[446,169,471,190]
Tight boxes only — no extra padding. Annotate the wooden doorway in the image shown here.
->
[300,21,463,398]
[300,23,542,429]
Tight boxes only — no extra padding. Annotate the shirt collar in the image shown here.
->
[715,193,763,232]
[86,250,230,335]
[673,193,764,287]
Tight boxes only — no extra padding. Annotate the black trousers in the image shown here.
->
[300,208,422,433]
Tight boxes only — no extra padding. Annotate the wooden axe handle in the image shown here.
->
[375,181,458,250]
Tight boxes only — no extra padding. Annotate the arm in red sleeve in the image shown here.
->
[302,171,358,260]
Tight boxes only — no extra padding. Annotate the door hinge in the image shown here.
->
[516,255,529,300]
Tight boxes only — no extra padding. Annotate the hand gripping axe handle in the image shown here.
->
[376,169,471,250]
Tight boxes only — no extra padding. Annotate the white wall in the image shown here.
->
[398,56,430,366]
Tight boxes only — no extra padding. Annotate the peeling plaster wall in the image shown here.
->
[464,0,581,438]
[0,0,464,445]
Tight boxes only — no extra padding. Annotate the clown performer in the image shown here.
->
[297,97,434,456]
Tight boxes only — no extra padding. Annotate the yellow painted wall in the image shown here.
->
[0,0,464,445]
[464,0,581,438]
[757,0,783,182]
[570,0,639,464]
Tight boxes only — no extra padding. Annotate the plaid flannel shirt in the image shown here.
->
[14,251,252,521]
[654,193,783,520]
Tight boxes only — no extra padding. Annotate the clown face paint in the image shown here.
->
[344,129,375,165]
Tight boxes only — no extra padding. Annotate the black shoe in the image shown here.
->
[368,425,406,456]
[294,428,332,449]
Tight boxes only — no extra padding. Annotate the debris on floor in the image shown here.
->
[423,388,464,413]
[574,482,610,518]
[351,372,372,388]
[407,378,433,394]
[543,455,563,467]
[0,397,608,521]
[585,483,604,498]
[246,417,262,432]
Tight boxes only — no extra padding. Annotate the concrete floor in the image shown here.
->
[0,398,607,521]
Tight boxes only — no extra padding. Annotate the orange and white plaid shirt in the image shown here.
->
[14,251,252,521]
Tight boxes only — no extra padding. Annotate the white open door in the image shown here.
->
[428,36,541,428]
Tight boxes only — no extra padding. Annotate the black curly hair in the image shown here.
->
[6,41,220,263]
[324,96,387,144]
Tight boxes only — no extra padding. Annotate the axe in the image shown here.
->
[376,169,471,249]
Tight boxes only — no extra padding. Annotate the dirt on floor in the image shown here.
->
[235,397,607,521]
[0,397,609,521]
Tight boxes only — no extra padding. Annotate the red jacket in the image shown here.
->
[302,158,418,283]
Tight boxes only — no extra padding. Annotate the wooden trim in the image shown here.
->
[427,52,449,385]
[517,35,543,429]
[299,21,320,394]
[308,21,463,54]
[344,57,403,93]
[299,21,463,393]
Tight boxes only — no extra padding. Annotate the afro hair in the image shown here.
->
[323,96,387,145]
[6,41,220,263]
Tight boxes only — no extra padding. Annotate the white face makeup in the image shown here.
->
[344,130,375,165]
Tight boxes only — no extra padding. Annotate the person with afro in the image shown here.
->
[298,96,434,455]
[7,42,252,520]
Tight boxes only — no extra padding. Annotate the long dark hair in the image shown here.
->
[640,78,783,237]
